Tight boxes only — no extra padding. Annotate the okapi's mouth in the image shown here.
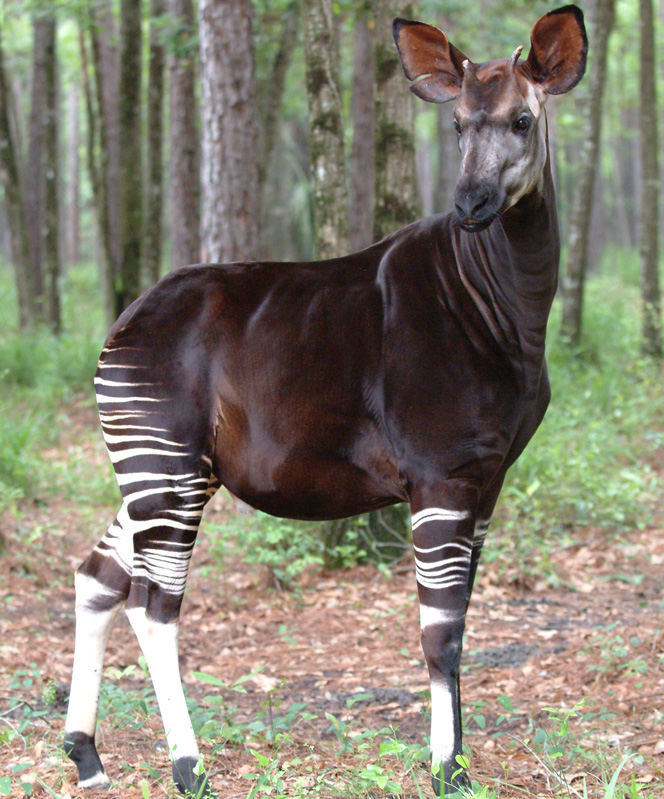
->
[457,214,496,233]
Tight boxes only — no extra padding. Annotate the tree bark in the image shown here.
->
[26,14,50,321]
[639,0,662,357]
[348,7,375,252]
[117,0,143,315]
[257,0,300,187]
[0,27,33,328]
[199,0,259,264]
[559,0,615,346]
[303,0,348,259]
[66,85,80,264]
[144,0,166,286]
[41,11,60,333]
[85,0,121,326]
[371,0,419,240]
[168,0,200,270]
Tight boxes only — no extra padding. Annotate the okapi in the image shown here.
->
[65,5,587,795]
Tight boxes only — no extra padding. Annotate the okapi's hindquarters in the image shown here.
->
[65,346,219,797]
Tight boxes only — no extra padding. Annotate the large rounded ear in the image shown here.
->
[521,4,588,95]
[392,19,469,103]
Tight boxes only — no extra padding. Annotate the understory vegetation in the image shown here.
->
[1,256,663,798]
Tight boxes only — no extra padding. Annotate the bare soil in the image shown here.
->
[1,404,663,799]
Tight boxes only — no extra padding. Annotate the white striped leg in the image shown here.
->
[412,504,474,794]
[126,609,215,797]
[65,573,126,787]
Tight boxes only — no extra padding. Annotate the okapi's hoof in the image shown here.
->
[172,757,218,799]
[431,762,470,798]
[63,731,110,789]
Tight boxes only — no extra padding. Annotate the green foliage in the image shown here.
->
[492,274,663,574]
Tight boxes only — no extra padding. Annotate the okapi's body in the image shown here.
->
[65,6,587,795]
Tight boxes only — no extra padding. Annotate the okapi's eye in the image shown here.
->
[513,115,532,134]
[453,118,461,136]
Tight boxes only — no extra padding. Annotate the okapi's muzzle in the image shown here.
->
[454,178,505,232]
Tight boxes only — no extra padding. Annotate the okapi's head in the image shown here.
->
[393,5,587,232]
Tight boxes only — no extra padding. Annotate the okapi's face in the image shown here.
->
[393,5,587,231]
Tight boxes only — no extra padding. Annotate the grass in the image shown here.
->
[1,253,663,797]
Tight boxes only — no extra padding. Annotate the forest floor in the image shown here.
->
[1,403,664,799]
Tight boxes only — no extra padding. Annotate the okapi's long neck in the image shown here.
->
[454,128,560,361]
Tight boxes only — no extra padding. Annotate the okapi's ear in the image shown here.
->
[520,4,588,95]
[392,19,469,103]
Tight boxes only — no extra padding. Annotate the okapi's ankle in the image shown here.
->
[63,731,109,788]
[172,757,217,799]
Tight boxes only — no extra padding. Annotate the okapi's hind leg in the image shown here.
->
[65,347,220,796]
[64,516,133,786]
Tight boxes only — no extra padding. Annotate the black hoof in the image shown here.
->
[172,757,217,798]
[431,761,470,798]
[63,731,110,788]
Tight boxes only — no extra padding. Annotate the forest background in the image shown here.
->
[1,0,664,797]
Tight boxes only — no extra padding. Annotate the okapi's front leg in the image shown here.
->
[410,485,478,795]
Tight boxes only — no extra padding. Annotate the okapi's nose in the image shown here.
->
[454,181,496,229]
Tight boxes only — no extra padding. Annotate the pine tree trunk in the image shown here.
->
[348,8,375,252]
[199,0,259,263]
[144,0,165,286]
[66,85,80,264]
[303,0,348,259]
[559,0,615,346]
[639,0,662,357]
[168,0,200,270]
[26,14,50,321]
[85,0,121,326]
[117,0,142,315]
[0,29,33,328]
[371,0,419,240]
[41,11,60,333]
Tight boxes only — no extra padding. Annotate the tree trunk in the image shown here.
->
[303,0,348,259]
[0,28,33,328]
[199,0,259,263]
[117,0,143,315]
[559,0,615,346]
[257,0,300,186]
[144,0,165,286]
[348,7,375,252]
[66,85,80,264]
[85,0,121,326]
[168,0,200,270]
[26,14,50,321]
[41,11,60,333]
[639,0,662,357]
[371,0,419,240]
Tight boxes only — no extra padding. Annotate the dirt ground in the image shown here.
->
[1,407,664,798]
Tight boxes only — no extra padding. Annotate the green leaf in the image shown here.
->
[193,671,226,687]
[0,777,11,797]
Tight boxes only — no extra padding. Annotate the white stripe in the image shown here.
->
[419,604,463,629]
[97,394,166,405]
[413,538,473,555]
[412,508,471,530]
[108,447,190,464]
[416,575,468,590]
[94,377,157,388]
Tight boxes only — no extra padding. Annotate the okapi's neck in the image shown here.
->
[453,133,559,361]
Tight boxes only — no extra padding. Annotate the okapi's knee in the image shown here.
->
[421,618,465,676]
